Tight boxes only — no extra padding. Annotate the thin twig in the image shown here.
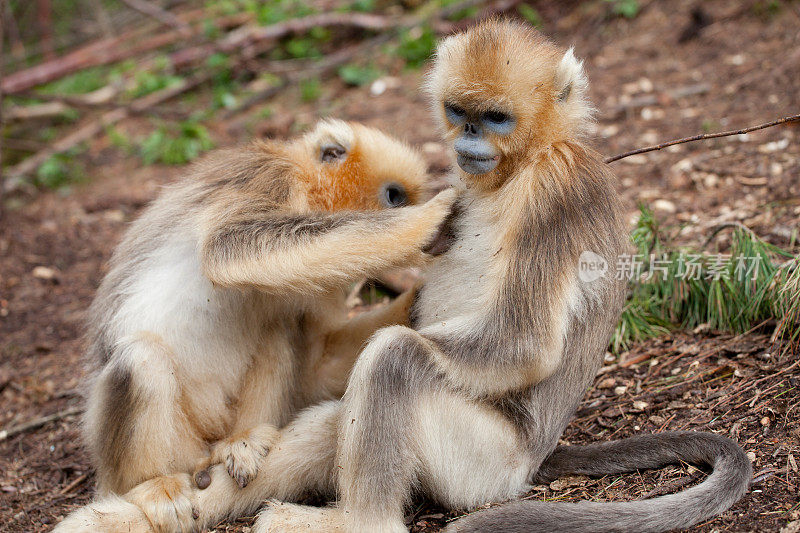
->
[605,114,800,163]
[58,473,89,496]
[4,73,212,186]
[0,407,82,441]
[120,0,190,33]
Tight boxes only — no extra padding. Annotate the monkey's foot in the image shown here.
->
[252,501,345,533]
[125,474,196,533]
[53,494,152,533]
[211,423,279,488]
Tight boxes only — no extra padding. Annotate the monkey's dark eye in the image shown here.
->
[321,143,346,163]
[381,183,408,208]
[444,103,467,123]
[484,110,510,124]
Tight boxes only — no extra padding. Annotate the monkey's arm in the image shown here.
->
[199,190,455,294]
[419,280,583,397]
[310,288,417,400]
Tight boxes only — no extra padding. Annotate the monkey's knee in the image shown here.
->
[86,333,200,493]
[353,325,422,372]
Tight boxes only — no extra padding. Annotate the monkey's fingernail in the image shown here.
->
[237,475,248,489]
[194,469,211,489]
[192,508,200,520]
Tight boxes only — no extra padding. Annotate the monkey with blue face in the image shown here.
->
[60,20,751,533]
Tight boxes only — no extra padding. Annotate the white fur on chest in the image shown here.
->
[416,198,496,333]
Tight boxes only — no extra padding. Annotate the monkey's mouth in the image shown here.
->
[456,153,500,175]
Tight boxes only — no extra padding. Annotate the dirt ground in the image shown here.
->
[1,1,799,531]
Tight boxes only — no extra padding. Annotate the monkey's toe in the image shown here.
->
[125,474,196,533]
[213,423,279,489]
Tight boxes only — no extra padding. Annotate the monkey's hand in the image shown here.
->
[203,423,279,489]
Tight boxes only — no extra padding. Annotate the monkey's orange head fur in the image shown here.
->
[426,19,592,184]
[296,120,428,211]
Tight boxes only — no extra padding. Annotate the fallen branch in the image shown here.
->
[1,12,251,94]
[605,113,800,163]
[4,73,212,186]
[120,0,190,33]
[0,406,82,441]
[58,473,90,496]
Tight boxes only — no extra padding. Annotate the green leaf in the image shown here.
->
[337,64,381,87]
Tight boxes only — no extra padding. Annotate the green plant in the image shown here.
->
[395,26,436,69]
[299,78,321,102]
[605,0,640,19]
[139,121,214,165]
[40,67,108,95]
[611,205,799,354]
[348,0,376,12]
[338,64,381,87]
[128,70,184,99]
[753,0,782,19]
[35,150,85,188]
[517,4,543,27]
[106,126,133,153]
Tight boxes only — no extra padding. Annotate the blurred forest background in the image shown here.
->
[1,0,799,531]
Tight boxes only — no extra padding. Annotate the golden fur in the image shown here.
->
[55,120,455,532]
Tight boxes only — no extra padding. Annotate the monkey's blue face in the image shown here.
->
[444,103,515,175]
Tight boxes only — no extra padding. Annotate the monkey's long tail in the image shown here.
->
[444,431,751,533]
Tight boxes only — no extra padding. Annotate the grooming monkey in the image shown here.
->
[55,119,456,532]
[59,21,751,533]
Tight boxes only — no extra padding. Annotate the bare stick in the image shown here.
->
[605,113,800,163]
[4,73,211,186]
[0,407,82,441]
[120,0,190,33]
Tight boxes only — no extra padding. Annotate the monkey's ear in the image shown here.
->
[307,119,354,161]
[554,48,588,104]
[553,47,593,134]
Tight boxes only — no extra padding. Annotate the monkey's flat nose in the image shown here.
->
[464,122,478,135]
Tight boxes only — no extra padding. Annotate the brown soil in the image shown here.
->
[1,1,799,531]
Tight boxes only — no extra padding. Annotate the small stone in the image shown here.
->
[32,266,58,280]
[746,451,757,463]
[599,377,616,389]
[632,401,649,411]
[370,79,387,96]
[758,139,789,153]
[760,416,771,427]
[726,54,746,66]
[702,173,720,188]
[104,209,125,222]
[652,199,676,213]
[614,385,628,396]
[600,125,619,138]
